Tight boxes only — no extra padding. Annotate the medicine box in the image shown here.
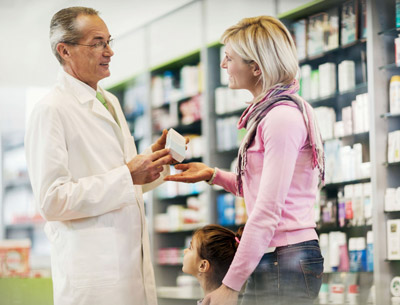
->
[166,128,186,162]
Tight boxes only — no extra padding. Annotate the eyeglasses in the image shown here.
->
[63,39,114,50]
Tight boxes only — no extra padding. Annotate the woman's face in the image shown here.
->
[220,42,260,94]
[182,236,202,276]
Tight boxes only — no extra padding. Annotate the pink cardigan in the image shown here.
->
[214,102,319,291]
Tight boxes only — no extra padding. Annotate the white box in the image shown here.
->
[387,219,400,260]
[166,128,186,162]
[338,60,355,92]
[385,188,397,211]
[300,65,312,100]
[342,106,353,136]
[318,62,336,97]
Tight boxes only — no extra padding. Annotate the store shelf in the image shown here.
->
[378,27,400,36]
[324,131,370,143]
[381,112,400,119]
[384,210,400,214]
[299,39,367,65]
[317,224,372,235]
[151,93,201,111]
[155,222,208,233]
[154,120,202,135]
[383,161,400,166]
[323,177,371,189]
[5,222,45,230]
[4,178,31,190]
[216,108,247,119]
[156,191,202,201]
[278,0,346,21]
[308,82,368,107]
[378,62,400,71]
[157,286,203,300]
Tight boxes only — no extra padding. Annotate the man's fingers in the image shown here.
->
[160,129,168,141]
[150,148,170,161]
[152,154,173,167]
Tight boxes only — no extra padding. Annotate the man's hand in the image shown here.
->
[202,284,239,305]
[151,129,169,153]
[127,148,173,185]
[151,129,190,156]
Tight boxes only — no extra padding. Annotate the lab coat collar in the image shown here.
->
[58,70,121,128]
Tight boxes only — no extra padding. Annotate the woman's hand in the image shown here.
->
[202,284,239,305]
[164,162,214,183]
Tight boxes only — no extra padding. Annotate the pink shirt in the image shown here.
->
[214,102,319,291]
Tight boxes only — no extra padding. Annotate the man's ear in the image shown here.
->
[198,259,210,273]
[251,62,262,77]
[57,43,72,62]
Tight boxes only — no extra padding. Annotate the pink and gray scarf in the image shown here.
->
[235,79,325,195]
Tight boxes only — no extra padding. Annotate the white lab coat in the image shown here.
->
[25,70,168,305]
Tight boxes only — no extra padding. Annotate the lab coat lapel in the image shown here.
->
[99,88,136,162]
[90,96,116,125]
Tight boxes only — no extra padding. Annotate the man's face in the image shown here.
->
[63,14,114,89]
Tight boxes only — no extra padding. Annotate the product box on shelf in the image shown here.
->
[388,130,400,163]
[291,18,307,60]
[0,239,31,277]
[385,187,400,211]
[319,62,337,97]
[390,75,400,114]
[217,193,235,226]
[300,64,312,100]
[341,0,358,46]
[387,219,400,260]
[338,60,356,92]
[314,107,336,140]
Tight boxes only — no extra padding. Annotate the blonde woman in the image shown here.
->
[165,16,324,305]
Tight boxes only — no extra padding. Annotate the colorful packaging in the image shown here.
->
[0,239,31,277]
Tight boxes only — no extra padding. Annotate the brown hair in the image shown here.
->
[193,224,244,290]
[49,7,99,64]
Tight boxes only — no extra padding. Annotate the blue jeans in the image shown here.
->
[241,240,324,305]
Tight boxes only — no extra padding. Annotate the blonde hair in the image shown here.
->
[221,16,299,102]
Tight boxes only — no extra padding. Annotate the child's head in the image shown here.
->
[182,224,244,292]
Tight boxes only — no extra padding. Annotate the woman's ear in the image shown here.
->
[251,62,262,77]
[198,259,210,273]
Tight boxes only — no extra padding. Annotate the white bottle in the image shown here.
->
[390,75,400,114]
[395,35,400,67]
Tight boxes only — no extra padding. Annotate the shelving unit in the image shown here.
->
[103,0,400,304]
[279,1,379,304]
[371,0,400,303]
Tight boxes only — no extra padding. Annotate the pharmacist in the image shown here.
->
[25,7,172,305]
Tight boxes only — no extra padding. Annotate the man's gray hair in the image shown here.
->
[50,7,99,64]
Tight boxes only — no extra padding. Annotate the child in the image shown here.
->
[182,224,244,304]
